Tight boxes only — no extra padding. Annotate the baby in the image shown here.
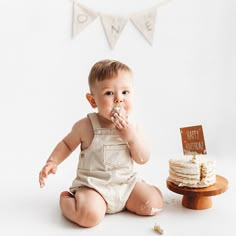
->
[39,59,163,227]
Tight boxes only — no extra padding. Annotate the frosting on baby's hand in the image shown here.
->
[111,106,126,122]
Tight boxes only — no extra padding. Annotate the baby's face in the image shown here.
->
[92,71,134,121]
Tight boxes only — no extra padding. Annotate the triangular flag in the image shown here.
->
[72,2,98,38]
[100,14,128,49]
[130,6,157,45]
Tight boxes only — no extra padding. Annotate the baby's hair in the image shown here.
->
[88,59,132,91]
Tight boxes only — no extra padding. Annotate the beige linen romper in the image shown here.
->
[70,113,139,214]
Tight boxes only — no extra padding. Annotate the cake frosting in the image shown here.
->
[112,106,125,114]
[111,106,125,122]
[168,156,216,188]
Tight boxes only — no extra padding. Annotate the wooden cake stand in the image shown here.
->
[166,175,228,210]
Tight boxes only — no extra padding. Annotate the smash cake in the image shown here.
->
[168,156,216,188]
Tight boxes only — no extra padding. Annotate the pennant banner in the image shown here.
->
[72,1,168,49]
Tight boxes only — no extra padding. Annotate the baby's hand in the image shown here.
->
[111,107,136,142]
[39,160,57,188]
[111,106,128,129]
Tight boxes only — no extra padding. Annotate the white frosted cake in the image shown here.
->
[168,156,216,188]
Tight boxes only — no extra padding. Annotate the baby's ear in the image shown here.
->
[86,93,97,108]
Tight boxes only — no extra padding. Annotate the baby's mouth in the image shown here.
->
[112,106,125,114]
[112,106,121,112]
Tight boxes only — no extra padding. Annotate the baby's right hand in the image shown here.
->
[39,161,58,188]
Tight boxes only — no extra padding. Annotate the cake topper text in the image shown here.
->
[180,125,207,155]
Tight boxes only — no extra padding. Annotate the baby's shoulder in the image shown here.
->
[72,116,91,130]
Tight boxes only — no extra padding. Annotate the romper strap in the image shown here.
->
[87,113,101,130]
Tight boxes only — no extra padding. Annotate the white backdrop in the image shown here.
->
[1,0,235,157]
[0,0,235,234]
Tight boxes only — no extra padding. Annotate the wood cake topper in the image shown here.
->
[180,125,207,155]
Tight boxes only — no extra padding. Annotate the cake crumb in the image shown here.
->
[154,223,165,234]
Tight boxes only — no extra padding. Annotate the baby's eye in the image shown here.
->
[105,91,114,96]
[122,90,130,95]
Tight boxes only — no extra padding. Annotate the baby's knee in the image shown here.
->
[139,189,163,216]
[76,211,100,227]
[139,199,162,216]
[74,193,106,227]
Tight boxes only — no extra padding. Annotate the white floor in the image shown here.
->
[0,152,234,236]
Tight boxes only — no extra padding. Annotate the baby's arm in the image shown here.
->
[126,124,151,164]
[111,111,150,164]
[39,121,82,188]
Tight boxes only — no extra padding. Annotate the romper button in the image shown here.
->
[81,153,85,158]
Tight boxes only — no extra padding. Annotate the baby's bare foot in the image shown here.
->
[60,191,74,198]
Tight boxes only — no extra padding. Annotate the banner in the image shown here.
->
[72,0,169,49]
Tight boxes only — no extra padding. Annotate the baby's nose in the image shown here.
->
[114,96,123,103]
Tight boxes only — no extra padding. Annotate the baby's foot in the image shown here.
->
[60,191,74,198]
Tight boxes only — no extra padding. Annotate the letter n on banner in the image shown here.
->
[100,14,128,49]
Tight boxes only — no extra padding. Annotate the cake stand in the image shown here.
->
[166,175,228,210]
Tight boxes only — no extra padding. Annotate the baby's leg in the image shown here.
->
[59,187,107,227]
[125,181,163,216]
